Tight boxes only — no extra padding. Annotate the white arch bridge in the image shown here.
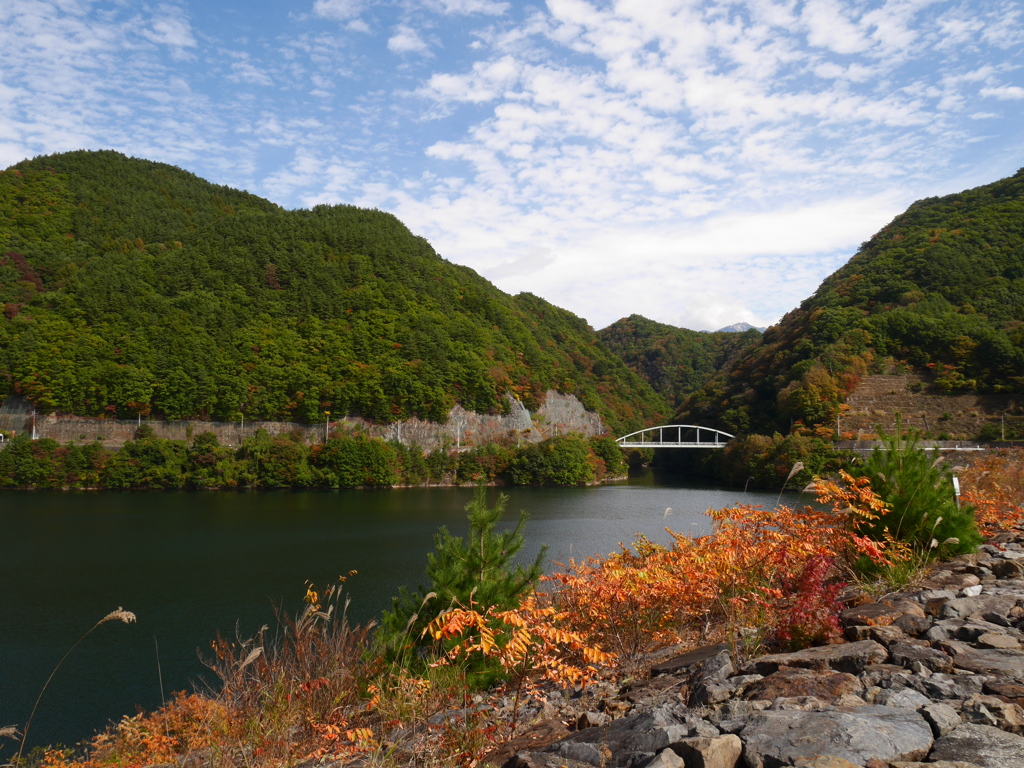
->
[615,424,735,449]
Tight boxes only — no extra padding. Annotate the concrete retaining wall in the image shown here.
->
[0,390,607,449]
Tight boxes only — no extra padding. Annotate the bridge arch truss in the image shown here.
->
[615,424,735,449]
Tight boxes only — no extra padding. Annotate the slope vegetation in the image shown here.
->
[679,168,1024,435]
[0,151,665,432]
[599,314,761,408]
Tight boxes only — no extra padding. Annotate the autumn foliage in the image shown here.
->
[960,450,1024,537]
[547,471,899,664]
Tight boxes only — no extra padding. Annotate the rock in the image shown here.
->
[889,640,954,673]
[696,679,735,705]
[961,694,1024,734]
[741,667,862,703]
[873,688,932,709]
[739,706,933,768]
[920,701,963,737]
[891,762,985,768]
[504,752,596,768]
[893,614,932,636]
[869,625,908,645]
[994,559,1024,579]
[642,750,685,768]
[860,663,914,689]
[943,597,984,619]
[792,758,862,768]
[767,695,831,711]
[983,679,1024,705]
[981,611,1013,627]
[977,632,1021,650]
[939,639,1024,677]
[744,640,888,676]
[671,734,742,768]
[576,711,609,730]
[930,722,1024,767]
[921,571,981,592]
[956,620,1011,643]
[651,642,731,676]
[841,599,926,627]
[907,670,987,701]
[964,584,985,597]
[489,719,571,765]
[552,741,606,766]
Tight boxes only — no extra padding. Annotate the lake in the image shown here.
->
[0,474,795,755]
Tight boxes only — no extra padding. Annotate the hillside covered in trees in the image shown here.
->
[0,151,666,432]
[598,314,761,407]
[679,168,1024,436]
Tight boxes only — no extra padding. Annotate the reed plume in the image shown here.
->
[13,608,136,766]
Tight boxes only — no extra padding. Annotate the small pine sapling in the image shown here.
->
[379,486,546,667]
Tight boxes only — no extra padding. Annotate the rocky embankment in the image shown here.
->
[498,530,1024,768]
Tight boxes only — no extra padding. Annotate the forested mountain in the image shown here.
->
[598,315,761,408]
[0,151,666,431]
[679,168,1024,435]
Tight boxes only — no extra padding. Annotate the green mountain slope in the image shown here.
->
[598,314,761,408]
[678,168,1024,434]
[0,150,666,432]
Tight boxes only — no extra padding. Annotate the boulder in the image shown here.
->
[939,640,1024,677]
[743,640,888,676]
[930,722,1024,767]
[892,613,934,637]
[960,694,1024,734]
[651,643,730,676]
[643,750,685,768]
[739,706,933,768]
[670,734,742,768]
[920,571,981,592]
[792,758,862,768]
[841,599,926,627]
[889,640,954,673]
[977,631,1021,650]
[920,701,963,737]
[741,667,862,703]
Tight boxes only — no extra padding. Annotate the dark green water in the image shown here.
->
[0,476,790,755]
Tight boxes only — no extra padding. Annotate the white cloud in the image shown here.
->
[388,24,432,55]
[141,11,196,50]
[427,0,509,15]
[981,85,1024,100]
[312,0,363,21]
[229,59,274,86]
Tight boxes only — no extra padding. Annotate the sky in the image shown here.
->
[1,0,1022,331]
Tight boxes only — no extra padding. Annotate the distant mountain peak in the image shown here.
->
[715,322,765,333]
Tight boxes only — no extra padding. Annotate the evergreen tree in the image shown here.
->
[852,416,980,556]
[378,486,545,663]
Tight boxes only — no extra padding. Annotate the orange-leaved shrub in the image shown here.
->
[961,450,1024,537]
[546,471,901,664]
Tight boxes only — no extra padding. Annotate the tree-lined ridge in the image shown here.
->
[0,150,666,434]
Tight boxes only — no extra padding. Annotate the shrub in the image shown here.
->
[378,487,545,669]
[850,419,980,556]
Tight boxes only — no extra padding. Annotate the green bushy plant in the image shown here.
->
[377,486,545,669]
[851,417,980,557]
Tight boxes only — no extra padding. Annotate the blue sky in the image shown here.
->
[2,0,1022,331]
